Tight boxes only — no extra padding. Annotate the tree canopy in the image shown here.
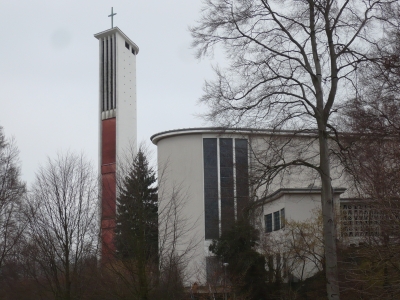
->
[191,1,400,298]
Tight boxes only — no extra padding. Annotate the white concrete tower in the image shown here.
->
[94,26,139,260]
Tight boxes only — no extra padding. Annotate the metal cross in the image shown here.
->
[108,7,117,28]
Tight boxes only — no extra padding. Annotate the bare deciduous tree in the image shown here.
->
[249,209,326,299]
[157,183,200,299]
[191,1,399,298]
[0,126,25,271]
[24,152,98,300]
[337,41,400,297]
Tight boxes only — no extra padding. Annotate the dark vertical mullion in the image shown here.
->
[113,35,117,109]
[101,40,105,112]
[106,39,109,111]
[220,138,234,233]
[110,37,113,110]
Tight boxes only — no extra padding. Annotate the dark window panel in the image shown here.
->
[235,139,249,219]
[205,198,219,239]
[204,154,218,166]
[237,197,249,218]
[235,139,248,170]
[205,188,218,198]
[204,167,218,179]
[281,208,285,228]
[220,177,234,188]
[220,139,233,167]
[220,167,233,178]
[265,214,272,233]
[236,179,249,197]
[274,211,280,231]
[220,187,234,198]
[204,179,218,189]
[125,41,130,49]
[221,197,235,233]
[204,139,218,166]
[204,139,219,240]
[220,139,234,234]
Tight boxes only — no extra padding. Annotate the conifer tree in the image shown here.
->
[115,149,158,263]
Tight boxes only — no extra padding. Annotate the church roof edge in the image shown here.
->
[150,127,321,145]
[94,27,139,54]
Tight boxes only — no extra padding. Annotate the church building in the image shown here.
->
[150,128,349,284]
[93,14,361,288]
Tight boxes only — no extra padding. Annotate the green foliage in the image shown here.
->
[209,219,269,299]
[115,149,158,263]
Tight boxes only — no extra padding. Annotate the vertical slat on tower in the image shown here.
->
[109,36,113,111]
[100,39,104,112]
[103,38,108,112]
[112,34,117,109]
[107,36,112,111]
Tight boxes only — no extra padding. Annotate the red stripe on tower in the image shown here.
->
[101,118,116,260]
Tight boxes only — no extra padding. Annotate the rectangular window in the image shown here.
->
[265,214,272,233]
[132,48,135,55]
[281,208,285,228]
[274,211,280,231]
[235,139,249,218]
[220,138,234,233]
[203,138,219,240]
[125,41,130,49]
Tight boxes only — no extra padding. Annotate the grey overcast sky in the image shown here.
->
[1,0,218,185]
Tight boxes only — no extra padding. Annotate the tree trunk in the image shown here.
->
[318,126,340,300]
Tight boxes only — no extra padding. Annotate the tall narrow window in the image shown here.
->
[265,214,272,233]
[235,139,248,218]
[274,211,280,231]
[281,208,285,228]
[220,138,234,233]
[203,138,219,240]
[125,41,130,49]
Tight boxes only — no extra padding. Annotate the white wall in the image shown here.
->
[157,133,205,284]
[116,31,137,158]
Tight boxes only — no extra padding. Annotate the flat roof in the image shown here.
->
[257,187,347,204]
[94,27,139,54]
[150,127,320,145]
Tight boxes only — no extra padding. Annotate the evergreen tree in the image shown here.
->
[115,149,158,263]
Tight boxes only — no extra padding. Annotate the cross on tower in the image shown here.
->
[108,7,117,28]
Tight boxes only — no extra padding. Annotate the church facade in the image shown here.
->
[151,127,351,285]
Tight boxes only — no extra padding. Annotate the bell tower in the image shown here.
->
[94,18,139,260]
